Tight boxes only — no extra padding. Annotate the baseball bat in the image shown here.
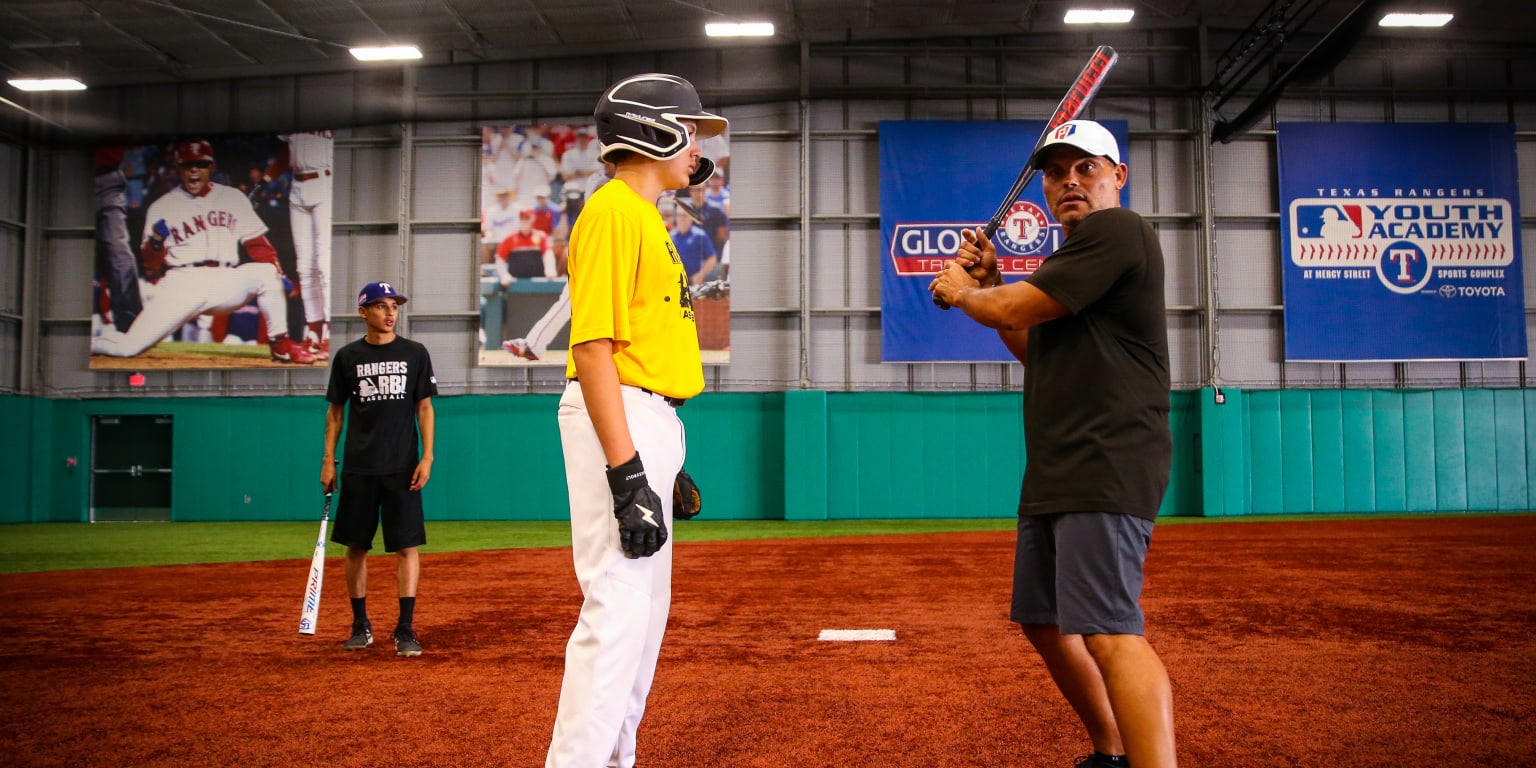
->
[935,44,1119,309]
[297,491,333,635]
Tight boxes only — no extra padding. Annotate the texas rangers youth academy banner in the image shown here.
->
[1277,123,1526,361]
[879,120,1130,362]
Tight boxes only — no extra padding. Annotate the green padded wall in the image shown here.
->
[10,387,1531,523]
[1203,387,1535,516]
[0,395,39,522]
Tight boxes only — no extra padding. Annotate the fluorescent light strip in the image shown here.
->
[8,78,87,92]
[349,45,423,62]
[1064,9,1135,24]
[1378,12,1453,27]
[705,22,775,37]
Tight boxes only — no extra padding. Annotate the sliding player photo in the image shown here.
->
[89,132,335,370]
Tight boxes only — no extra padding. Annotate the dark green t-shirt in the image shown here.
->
[326,335,438,475]
[1019,207,1171,521]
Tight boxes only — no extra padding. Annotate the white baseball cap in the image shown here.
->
[1030,119,1120,166]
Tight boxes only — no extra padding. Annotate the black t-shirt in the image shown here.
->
[1019,207,1171,521]
[326,335,438,475]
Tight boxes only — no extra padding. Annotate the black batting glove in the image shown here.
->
[673,468,702,520]
[606,453,667,558]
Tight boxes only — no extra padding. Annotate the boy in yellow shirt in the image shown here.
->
[545,73,723,768]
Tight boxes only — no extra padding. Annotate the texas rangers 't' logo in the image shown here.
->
[995,201,1051,255]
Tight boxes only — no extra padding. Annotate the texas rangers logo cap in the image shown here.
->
[1029,119,1121,166]
[176,140,215,166]
[357,281,408,307]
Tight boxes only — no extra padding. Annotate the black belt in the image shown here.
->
[172,260,224,268]
[569,378,685,408]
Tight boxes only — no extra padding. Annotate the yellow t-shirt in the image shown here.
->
[564,180,704,399]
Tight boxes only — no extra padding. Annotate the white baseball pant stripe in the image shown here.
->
[547,381,686,768]
[528,283,573,357]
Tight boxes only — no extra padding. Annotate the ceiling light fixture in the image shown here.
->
[1378,12,1453,27]
[1064,9,1135,24]
[705,22,775,37]
[349,45,423,62]
[8,77,87,92]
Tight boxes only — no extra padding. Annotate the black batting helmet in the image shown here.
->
[594,73,727,163]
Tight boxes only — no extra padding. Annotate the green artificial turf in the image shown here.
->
[1,512,1526,575]
[0,518,1015,574]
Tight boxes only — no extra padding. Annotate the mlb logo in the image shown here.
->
[1053,124,1077,139]
[1294,204,1363,239]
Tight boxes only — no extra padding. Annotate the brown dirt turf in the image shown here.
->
[1,516,1533,767]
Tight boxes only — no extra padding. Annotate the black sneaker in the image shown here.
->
[343,621,373,651]
[1074,754,1129,768]
[392,627,422,657]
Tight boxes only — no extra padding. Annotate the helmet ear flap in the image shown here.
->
[688,157,716,187]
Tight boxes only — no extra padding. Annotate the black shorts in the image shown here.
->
[330,470,427,553]
[1010,511,1153,636]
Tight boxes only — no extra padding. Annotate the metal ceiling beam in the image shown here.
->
[83,2,186,76]
[129,0,338,47]
[435,0,492,50]
[249,0,333,58]
[1210,0,1386,142]
[161,0,259,65]
[525,0,563,46]
[342,0,390,40]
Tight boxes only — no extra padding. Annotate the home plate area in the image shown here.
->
[818,628,897,641]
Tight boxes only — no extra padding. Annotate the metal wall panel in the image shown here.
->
[1214,224,1281,307]
[0,143,21,222]
[0,230,20,312]
[408,231,475,314]
[412,144,475,220]
[8,32,1534,396]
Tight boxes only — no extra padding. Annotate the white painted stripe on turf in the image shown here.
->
[818,629,896,641]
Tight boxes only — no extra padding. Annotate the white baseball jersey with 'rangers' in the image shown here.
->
[143,184,268,267]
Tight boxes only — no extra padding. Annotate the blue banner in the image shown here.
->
[1278,123,1526,361]
[879,120,1129,361]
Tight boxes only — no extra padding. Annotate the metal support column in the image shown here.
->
[797,40,813,389]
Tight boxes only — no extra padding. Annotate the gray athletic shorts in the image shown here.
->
[1010,511,1154,636]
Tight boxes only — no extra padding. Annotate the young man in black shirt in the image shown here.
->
[321,281,438,657]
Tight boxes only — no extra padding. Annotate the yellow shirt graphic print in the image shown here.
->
[565,180,704,399]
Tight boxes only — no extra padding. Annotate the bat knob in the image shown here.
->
[933,296,951,310]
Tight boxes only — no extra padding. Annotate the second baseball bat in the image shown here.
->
[298,491,333,635]
[935,44,1119,309]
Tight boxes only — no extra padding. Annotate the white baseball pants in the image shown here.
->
[289,174,332,330]
[91,262,289,357]
[547,380,686,768]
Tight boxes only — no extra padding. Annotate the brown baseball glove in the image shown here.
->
[673,468,702,520]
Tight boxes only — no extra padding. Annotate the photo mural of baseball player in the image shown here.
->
[89,132,335,369]
[278,131,335,360]
[477,123,732,366]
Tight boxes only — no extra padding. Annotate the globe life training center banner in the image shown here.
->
[1278,123,1526,361]
[880,120,1130,362]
